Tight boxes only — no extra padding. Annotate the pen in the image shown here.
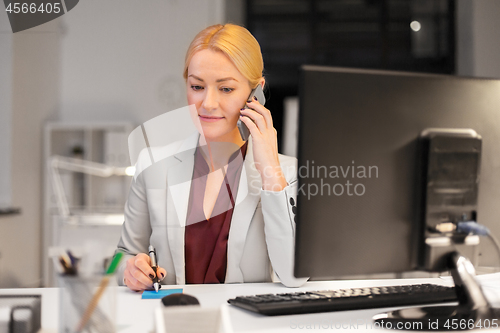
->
[148,245,160,292]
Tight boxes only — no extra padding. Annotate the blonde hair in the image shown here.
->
[183,24,264,88]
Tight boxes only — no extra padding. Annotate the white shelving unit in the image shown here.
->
[43,122,134,286]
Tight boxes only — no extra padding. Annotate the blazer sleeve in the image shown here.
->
[115,156,152,285]
[260,155,309,287]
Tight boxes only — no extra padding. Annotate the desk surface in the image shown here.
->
[1,277,499,333]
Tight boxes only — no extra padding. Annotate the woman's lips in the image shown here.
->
[199,115,224,123]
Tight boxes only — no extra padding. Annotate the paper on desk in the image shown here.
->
[441,272,500,307]
[475,272,500,307]
[0,306,9,333]
[142,288,183,299]
[155,305,233,333]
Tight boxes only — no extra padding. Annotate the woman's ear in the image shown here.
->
[260,77,266,89]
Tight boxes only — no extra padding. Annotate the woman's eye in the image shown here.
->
[191,85,203,91]
[220,87,234,93]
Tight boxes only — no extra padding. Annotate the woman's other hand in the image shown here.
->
[123,253,167,291]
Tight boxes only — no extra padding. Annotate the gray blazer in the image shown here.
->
[116,133,307,287]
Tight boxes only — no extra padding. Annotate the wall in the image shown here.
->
[0,10,13,287]
[225,0,245,26]
[0,16,12,209]
[0,17,61,287]
[468,0,500,79]
[457,0,500,79]
[58,0,225,124]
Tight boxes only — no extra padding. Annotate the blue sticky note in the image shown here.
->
[142,288,183,299]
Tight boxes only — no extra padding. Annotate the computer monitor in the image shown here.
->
[294,66,500,326]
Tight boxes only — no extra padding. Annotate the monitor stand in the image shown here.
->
[373,252,500,331]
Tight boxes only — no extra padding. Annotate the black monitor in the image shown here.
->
[294,66,500,327]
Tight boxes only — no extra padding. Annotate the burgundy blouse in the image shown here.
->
[184,143,248,284]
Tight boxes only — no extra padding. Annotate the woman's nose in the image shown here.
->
[202,88,218,111]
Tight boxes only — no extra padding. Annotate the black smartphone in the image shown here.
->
[237,84,266,141]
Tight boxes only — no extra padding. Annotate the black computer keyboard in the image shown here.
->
[228,284,457,316]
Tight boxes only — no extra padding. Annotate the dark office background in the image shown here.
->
[245,0,455,150]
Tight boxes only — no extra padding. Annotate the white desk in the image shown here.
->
[1,277,499,333]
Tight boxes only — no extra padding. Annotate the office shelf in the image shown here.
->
[42,121,134,286]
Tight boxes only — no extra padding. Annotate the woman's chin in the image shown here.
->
[198,128,224,141]
[198,127,237,143]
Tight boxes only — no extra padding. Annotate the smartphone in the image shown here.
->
[237,84,266,141]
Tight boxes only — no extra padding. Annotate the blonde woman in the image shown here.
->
[117,24,307,290]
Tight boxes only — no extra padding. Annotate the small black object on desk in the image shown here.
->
[161,293,200,307]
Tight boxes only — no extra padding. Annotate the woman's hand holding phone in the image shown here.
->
[239,93,288,192]
[123,253,167,291]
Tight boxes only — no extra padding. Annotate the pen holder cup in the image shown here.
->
[59,275,117,333]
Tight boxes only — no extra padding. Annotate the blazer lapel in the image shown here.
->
[226,137,261,283]
[166,133,198,284]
